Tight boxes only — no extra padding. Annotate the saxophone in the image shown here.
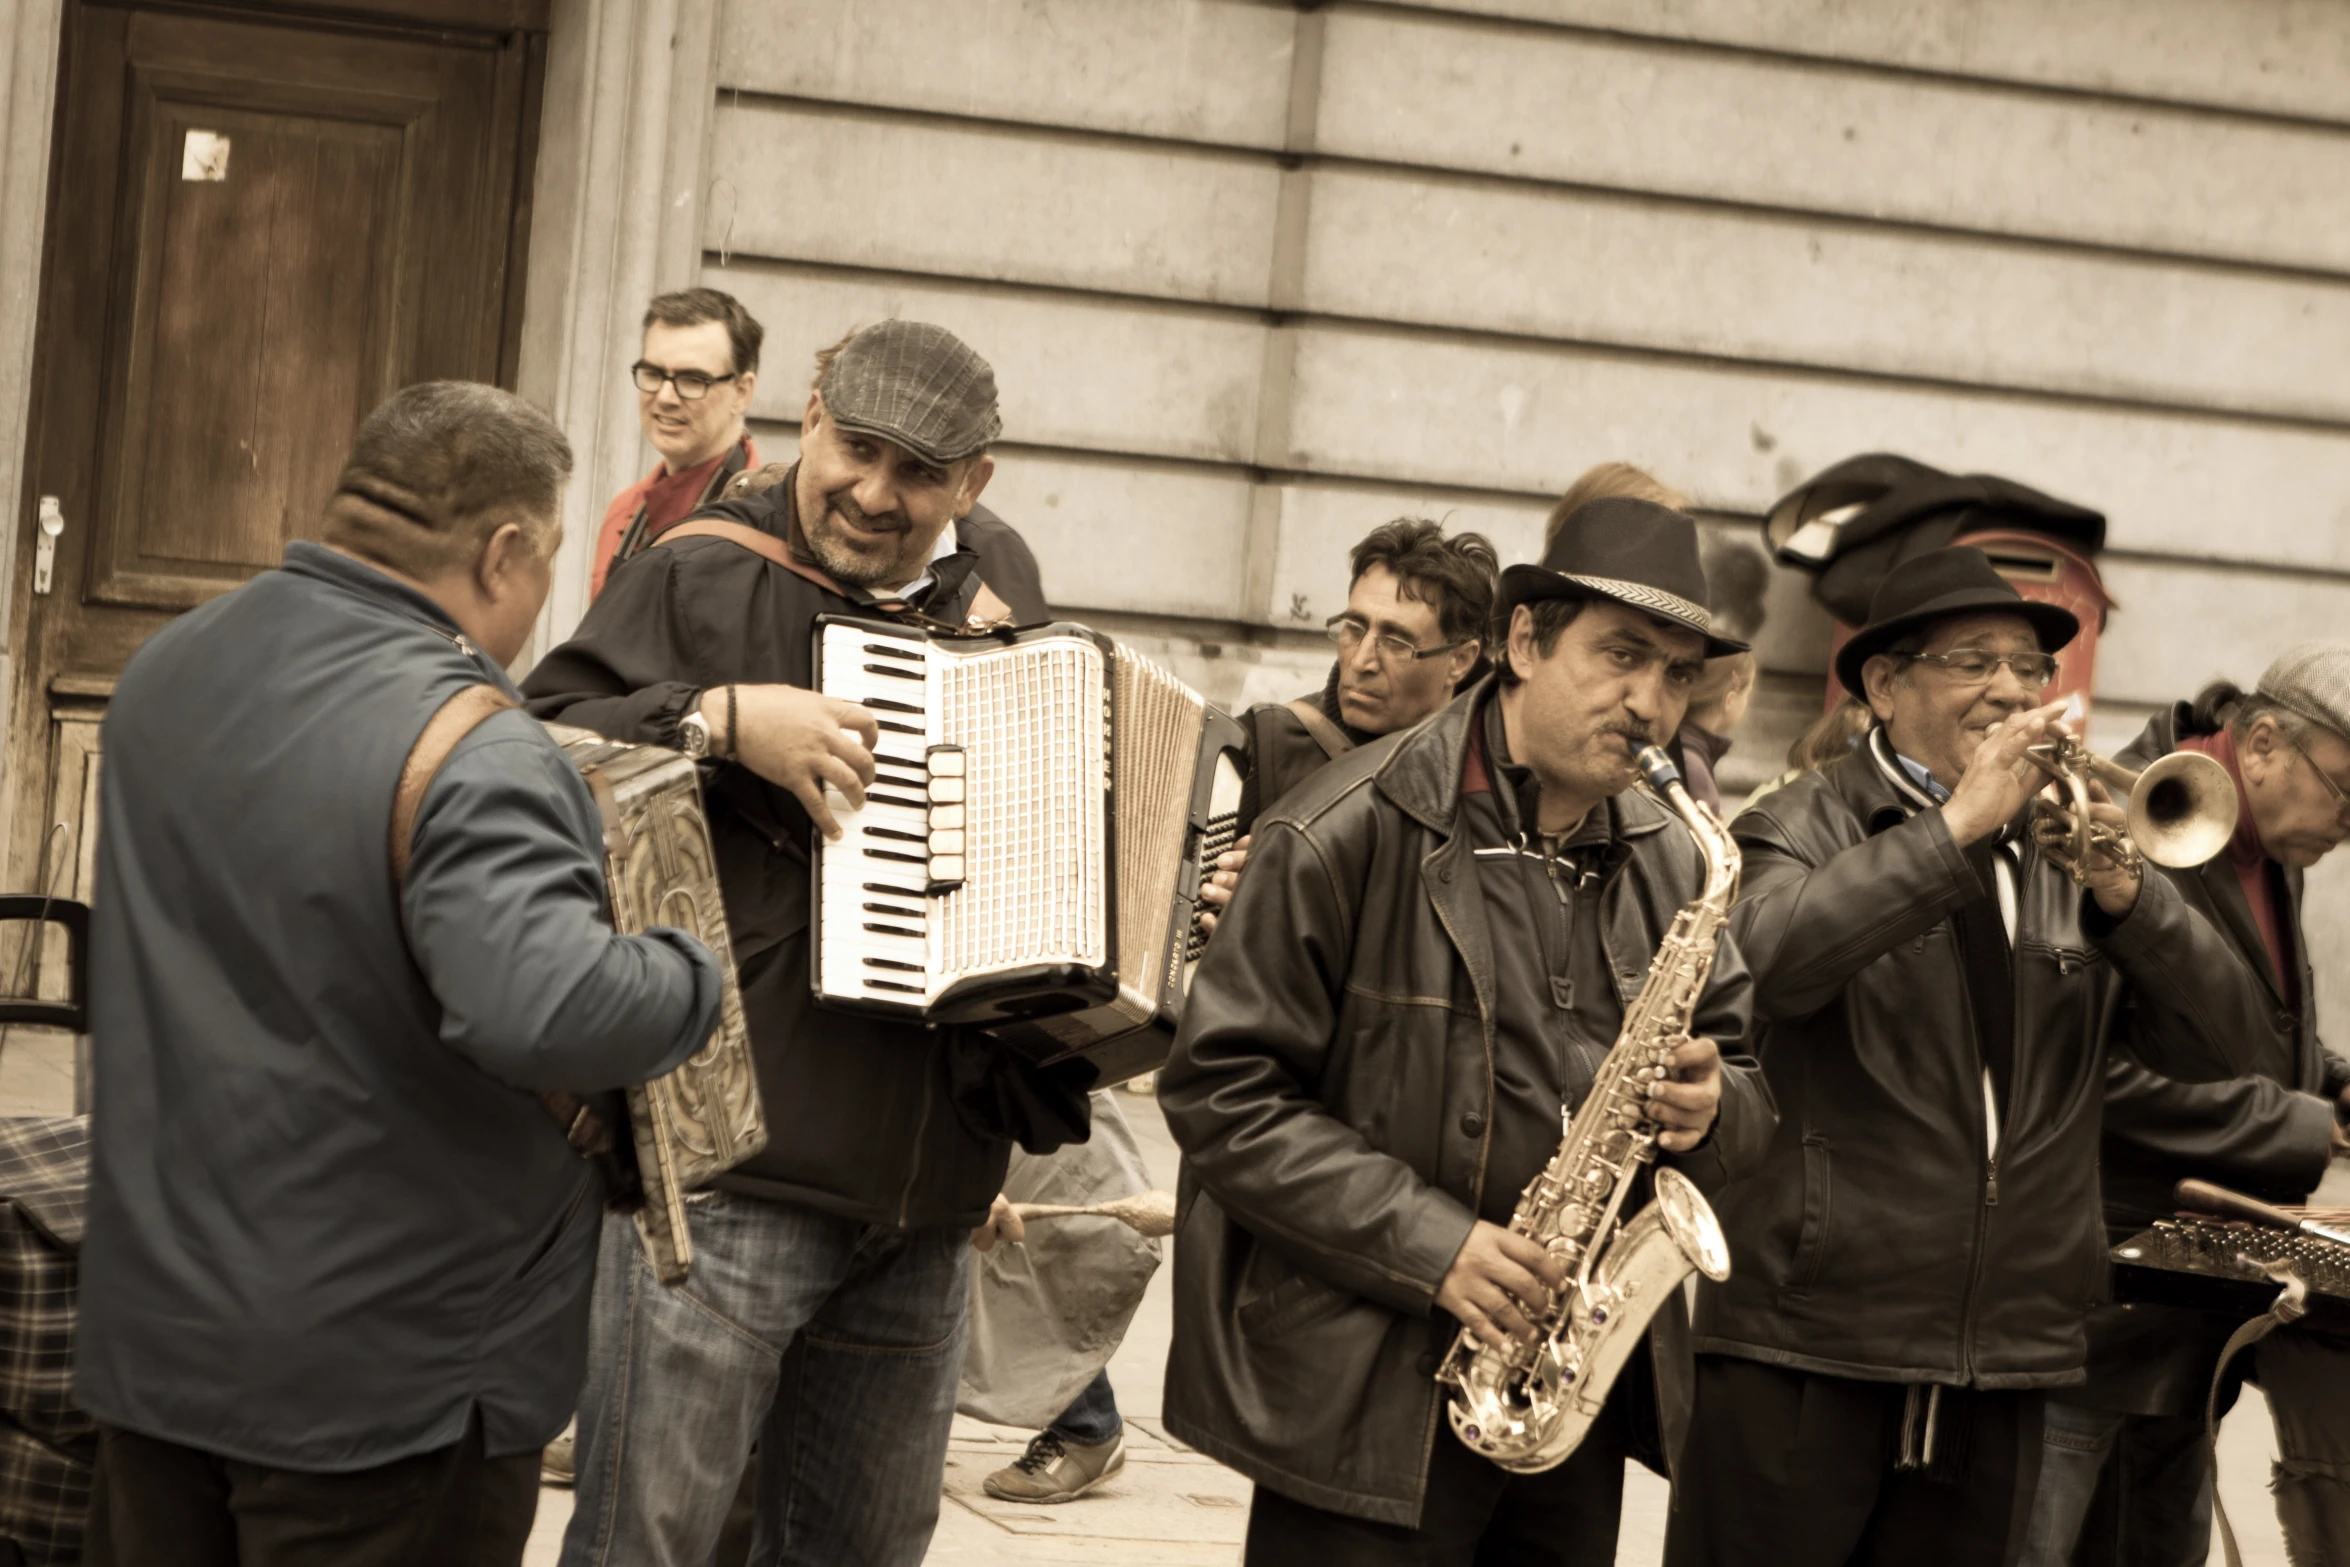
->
[1436,744,1739,1473]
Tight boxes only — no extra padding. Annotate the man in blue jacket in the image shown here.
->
[74,381,724,1567]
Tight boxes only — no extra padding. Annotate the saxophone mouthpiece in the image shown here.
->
[1634,744,1682,795]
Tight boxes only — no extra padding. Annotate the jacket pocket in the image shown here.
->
[1787,1135,1832,1294]
[1237,1267,1355,1341]
[2019,940,2103,977]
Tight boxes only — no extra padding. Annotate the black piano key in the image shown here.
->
[863,642,925,662]
[863,881,925,898]
[862,901,924,917]
[862,663,924,681]
[870,849,926,866]
[862,921,926,939]
[867,979,924,995]
[877,720,922,736]
[868,790,926,810]
[864,956,924,973]
[861,696,924,714]
[868,827,925,844]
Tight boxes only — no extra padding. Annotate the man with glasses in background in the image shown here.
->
[587,288,763,600]
[2022,642,2350,1567]
[1666,547,2260,1567]
[1196,518,1493,935]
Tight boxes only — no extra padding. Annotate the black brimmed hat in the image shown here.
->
[1496,497,1749,658]
[819,320,1001,467]
[1834,544,2079,696]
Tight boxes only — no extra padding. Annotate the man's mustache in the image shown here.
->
[826,494,910,534]
[1600,723,1655,753]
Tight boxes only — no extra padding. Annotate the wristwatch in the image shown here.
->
[677,707,714,761]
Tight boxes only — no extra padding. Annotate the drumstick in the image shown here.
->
[1009,1191,1176,1239]
[2176,1179,2350,1248]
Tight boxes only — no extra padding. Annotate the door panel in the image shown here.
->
[6,2,542,894]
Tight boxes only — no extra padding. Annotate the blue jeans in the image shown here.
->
[558,1192,971,1567]
[1048,1369,1122,1447]
[2018,1401,2211,1567]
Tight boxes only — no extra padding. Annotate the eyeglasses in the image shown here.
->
[631,361,739,401]
[1326,614,1466,664]
[1902,649,2060,690]
[2285,732,2350,819]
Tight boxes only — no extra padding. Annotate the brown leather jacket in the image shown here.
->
[1159,681,1775,1526]
[1695,737,2264,1391]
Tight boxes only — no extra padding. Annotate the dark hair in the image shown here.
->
[643,287,763,375]
[2188,678,2311,745]
[1348,518,1497,647]
[320,381,571,577]
[1494,597,1588,687]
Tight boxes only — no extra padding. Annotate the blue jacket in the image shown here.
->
[74,542,722,1470]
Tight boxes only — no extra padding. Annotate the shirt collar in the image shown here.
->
[278,541,465,637]
[1870,725,1950,808]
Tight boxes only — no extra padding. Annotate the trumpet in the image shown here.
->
[2025,735,2237,884]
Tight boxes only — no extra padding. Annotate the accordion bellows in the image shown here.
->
[545,724,766,1284]
[813,618,1244,1085]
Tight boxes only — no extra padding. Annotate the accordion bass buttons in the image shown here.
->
[926,746,967,891]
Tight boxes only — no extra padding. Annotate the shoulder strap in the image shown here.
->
[391,684,517,883]
[656,518,1018,632]
[387,681,611,1160]
[1285,697,1357,763]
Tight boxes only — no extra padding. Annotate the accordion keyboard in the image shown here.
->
[817,631,940,1007]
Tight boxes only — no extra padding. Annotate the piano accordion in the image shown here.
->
[812,617,1245,1085]
[546,724,767,1284]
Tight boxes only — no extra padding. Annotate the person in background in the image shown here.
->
[75,383,722,1567]
[1196,518,1494,938]
[2022,644,2350,1567]
[588,287,763,600]
[1740,697,1875,812]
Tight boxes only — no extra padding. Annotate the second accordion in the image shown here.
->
[811,616,1245,1085]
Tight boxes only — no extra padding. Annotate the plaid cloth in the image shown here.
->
[0,1118,92,1565]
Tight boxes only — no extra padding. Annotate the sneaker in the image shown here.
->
[981,1428,1126,1504]
[540,1429,575,1488]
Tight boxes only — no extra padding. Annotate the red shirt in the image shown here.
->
[2176,728,2298,1015]
[588,435,757,601]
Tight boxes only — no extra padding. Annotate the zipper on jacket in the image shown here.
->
[1949,940,1996,1383]
[896,1062,936,1229]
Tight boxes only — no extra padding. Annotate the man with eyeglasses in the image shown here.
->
[1665,547,2260,1567]
[1196,518,1493,935]
[2021,642,2350,1567]
[587,288,763,599]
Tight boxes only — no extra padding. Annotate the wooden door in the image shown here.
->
[5,1,545,908]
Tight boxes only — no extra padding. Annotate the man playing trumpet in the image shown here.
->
[1666,547,2262,1567]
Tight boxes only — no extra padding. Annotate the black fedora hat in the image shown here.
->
[1834,545,2079,697]
[1496,498,1749,658]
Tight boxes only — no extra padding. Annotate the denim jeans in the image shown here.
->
[2018,1401,2212,1567]
[558,1192,971,1567]
[1047,1369,1122,1447]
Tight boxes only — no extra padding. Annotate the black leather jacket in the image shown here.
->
[1695,737,2264,1389]
[2074,705,2349,1414]
[1159,681,1775,1527]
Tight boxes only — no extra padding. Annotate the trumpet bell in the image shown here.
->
[2127,750,2238,869]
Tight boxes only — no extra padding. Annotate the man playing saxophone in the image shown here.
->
[1665,547,2266,1567]
[1160,502,1775,1564]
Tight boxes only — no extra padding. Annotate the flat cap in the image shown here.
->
[2257,642,2350,741]
[819,320,1001,467]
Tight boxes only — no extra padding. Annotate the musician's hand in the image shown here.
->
[716,684,879,841]
[972,1193,1025,1253]
[2331,1119,2350,1161]
[1943,700,2070,848]
[1651,1035,1724,1153]
[2071,778,2142,919]
[1194,834,1251,936]
[1436,1220,1566,1350]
